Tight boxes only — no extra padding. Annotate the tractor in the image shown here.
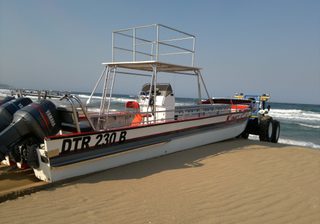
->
[234,93,280,143]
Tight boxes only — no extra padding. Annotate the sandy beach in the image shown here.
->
[0,139,319,224]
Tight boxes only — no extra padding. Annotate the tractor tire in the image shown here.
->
[259,116,273,142]
[241,131,249,139]
[271,120,280,143]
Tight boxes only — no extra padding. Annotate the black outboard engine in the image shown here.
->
[0,97,33,132]
[0,100,60,168]
[0,96,15,106]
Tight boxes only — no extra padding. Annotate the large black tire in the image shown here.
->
[259,116,273,142]
[241,131,249,139]
[271,120,280,143]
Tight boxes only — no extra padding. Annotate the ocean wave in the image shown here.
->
[175,102,196,106]
[77,94,100,99]
[86,108,118,113]
[248,135,320,149]
[278,138,320,149]
[269,109,320,123]
[0,89,11,96]
[298,123,320,129]
[77,94,134,103]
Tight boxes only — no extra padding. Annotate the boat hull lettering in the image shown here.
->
[60,131,127,153]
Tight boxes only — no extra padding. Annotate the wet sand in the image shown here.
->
[0,139,319,223]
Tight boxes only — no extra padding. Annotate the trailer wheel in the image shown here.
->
[259,116,273,142]
[271,120,280,143]
[241,131,249,139]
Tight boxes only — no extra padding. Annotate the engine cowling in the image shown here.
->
[0,97,32,132]
[0,96,15,106]
[0,100,60,166]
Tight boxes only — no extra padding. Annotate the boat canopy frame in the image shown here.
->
[86,24,213,130]
[111,24,196,66]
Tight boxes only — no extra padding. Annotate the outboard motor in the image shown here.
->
[0,97,33,132]
[0,100,60,168]
[0,96,15,106]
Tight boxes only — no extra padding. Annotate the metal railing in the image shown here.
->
[85,104,236,131]
[112,24,196,66]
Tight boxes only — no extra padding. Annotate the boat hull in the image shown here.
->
[34,112,249,182]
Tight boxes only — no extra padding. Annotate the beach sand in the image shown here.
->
[0,139,319,224]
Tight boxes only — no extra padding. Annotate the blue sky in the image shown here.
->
[0,0,319,104]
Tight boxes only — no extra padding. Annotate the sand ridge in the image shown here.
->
[0,139,319,223]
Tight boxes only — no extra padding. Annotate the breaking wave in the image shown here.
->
[269,109,320,123]
[248,135,320,149]
[298,123,320,129]
[77,94,134,103]
[278,138,320,149]
[0,89,11,97]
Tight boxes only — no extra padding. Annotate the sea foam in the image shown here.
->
[248,135,320,149]
[269,109,320,123]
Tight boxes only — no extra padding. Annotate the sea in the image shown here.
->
[1,89,319,149]
[267,102,320,149]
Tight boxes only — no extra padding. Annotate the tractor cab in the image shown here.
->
[234,93,271,118]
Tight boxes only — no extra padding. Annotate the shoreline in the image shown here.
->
[1,139,319,223]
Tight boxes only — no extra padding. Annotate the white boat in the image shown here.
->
[0,24,250,182]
